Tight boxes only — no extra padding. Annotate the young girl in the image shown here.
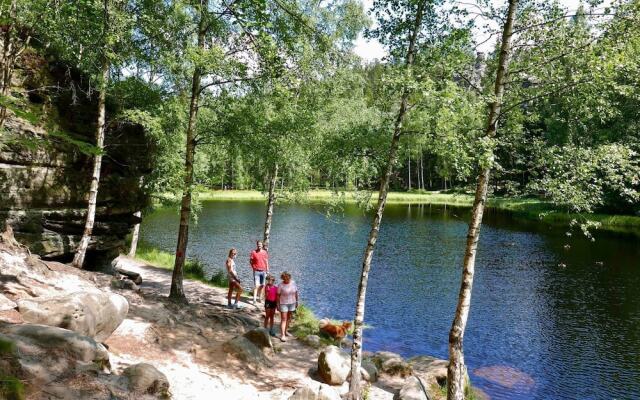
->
[226,248,242,308]
[277,271,298,342]
[264,275,278,336]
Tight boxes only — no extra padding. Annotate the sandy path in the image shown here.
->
[107,256,394,400]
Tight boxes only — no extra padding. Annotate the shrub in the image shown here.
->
[209,270,229,287]
[184,259,205,279]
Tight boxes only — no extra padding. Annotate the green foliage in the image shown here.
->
[0,377,24,400]
[290,304,320,339]
[134,240,230,287]
[184,259,206,280]
[209,270,229,288]
[0,338,15,355]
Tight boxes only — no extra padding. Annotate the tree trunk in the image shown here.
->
[348,2,426,399]
[170,9,206,302]
[72,1,110,268]
[420,149,424,190]
[447,1,517,399]
[0,0,30,131]
[263,164,278,251]
[128,211,142,257]
[407,153,411,190]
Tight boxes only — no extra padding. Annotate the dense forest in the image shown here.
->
[1,0,639,399]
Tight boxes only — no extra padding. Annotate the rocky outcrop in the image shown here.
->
[17,291,129,342]
[1,50,153,267]
[0,323,111,386]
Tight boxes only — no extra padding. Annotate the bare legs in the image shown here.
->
[279,310,289,341]
[265,307,276,334]
[253,284,264,304]
[228,281,241,307]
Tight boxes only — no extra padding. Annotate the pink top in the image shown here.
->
[250,250,269,271]
[265,285,278,302]
[278,281,298,305]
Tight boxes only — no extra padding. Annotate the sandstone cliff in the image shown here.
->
[0,48,153,267]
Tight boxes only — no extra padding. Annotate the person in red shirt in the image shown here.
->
[249,240,269,306]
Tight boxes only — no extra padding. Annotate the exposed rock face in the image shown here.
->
[0,52,153,267]
[17,291,129,342]
[0,323,111,386]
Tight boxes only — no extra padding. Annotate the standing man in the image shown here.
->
[250,240,269,306]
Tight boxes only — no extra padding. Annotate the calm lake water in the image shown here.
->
[140,201,640,400]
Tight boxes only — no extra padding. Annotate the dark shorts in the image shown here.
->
[265,300,277,310]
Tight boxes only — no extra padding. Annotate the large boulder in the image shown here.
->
[369,351,413,377]
[123,363,170,396]
[408,356,448,387]
[224,335,273,369]
[243,327,273,351]
[288,381,342,400]
[0,324,110,386]
[394,376,430,400]
[361,358,379,383]
[318,345,350,385]
[17,291,128,341]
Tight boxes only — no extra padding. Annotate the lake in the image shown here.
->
[140,201,640,400]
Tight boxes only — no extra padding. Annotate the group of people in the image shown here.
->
[225,240,299,342]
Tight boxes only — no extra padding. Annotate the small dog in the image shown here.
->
[319,319,352,342]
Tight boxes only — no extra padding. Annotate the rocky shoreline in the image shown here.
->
[0,233,470,400]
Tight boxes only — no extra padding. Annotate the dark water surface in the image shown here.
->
[140,201,640,400]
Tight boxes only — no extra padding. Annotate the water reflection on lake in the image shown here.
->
[140,201,640,400]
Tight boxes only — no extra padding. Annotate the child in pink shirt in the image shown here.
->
[264,275,278,336]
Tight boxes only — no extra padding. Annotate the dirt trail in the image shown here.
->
[108,256,394,400]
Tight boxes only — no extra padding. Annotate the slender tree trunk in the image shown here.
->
[407,153,411,190]
[447,1,517,399]
[128,211,142,257]
[420,152,425,190]
[72,1,110,268]
[348,2,426,399]
[170,10,206,302]
[0,0,29,131]
[263,164,278,251]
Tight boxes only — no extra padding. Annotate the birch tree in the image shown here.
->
[347,1,432,397]
[447,1,518,398]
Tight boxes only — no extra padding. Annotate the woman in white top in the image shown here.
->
[277,271,299,341]
[226,248,242,308]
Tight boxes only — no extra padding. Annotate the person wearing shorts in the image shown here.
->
[264,275,278,336]
[226,248,242,309]
[250,240,269,306]
[277,271,298,342]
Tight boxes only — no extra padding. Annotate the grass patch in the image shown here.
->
[134,240,228,288]
[0,338,15,355]
[290,304,320,339]
[0,377,24,400]
[209,270,229,287]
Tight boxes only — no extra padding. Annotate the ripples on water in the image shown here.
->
[140,201,640,400]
